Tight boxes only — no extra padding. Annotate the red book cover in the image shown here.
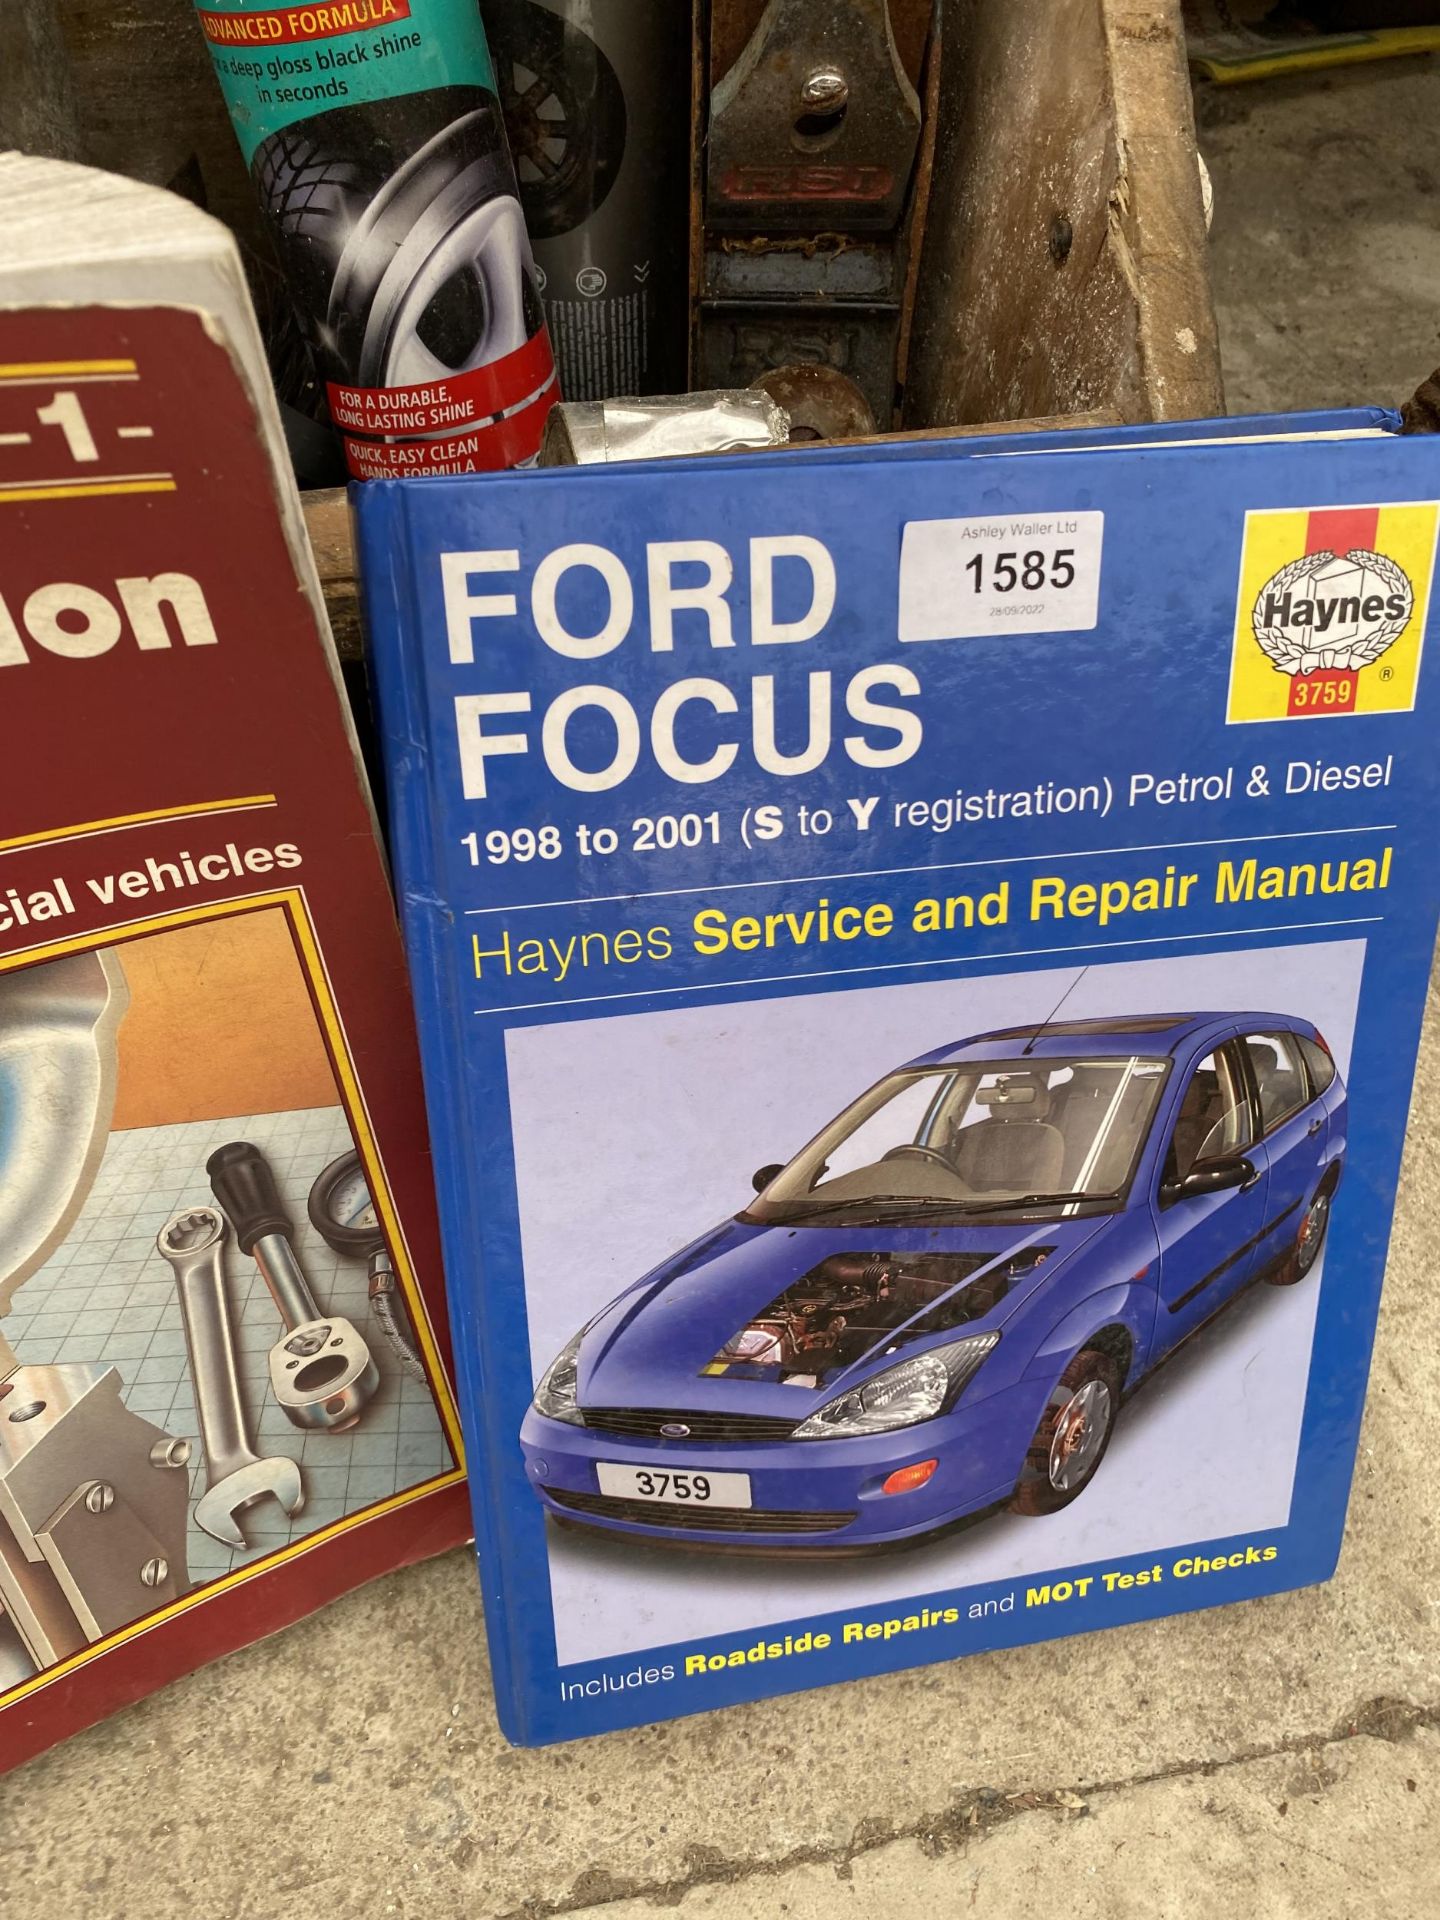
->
[0,158,468,1775]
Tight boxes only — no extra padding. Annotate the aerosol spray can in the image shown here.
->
[192,0,558,476]
[484,0,693,399]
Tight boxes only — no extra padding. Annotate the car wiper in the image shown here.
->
[764,1197,990,1226]
[757,1189,1122,1227]
[971,1188,1122,1210]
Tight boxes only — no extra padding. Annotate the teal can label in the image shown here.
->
[195,0,494,162]
[192,0,557,473]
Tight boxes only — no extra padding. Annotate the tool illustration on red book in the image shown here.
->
[0,153,468,1779]
[207,1140,381,1433]
[156,1205,305,1550]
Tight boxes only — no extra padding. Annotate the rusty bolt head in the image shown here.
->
[85,1482,115,1514]
[140,1558,169,1589]
[799,70,849,113]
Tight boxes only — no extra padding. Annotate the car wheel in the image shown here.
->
[1270,1184,1332,1286]
[1010,1349,1120,1517]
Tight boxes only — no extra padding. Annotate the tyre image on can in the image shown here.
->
[324,112,540,391]
[252,87,553,471]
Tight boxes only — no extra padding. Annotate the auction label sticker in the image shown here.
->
[898,511,1105,642]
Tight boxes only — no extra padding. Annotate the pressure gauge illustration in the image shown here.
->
[309,1149,383,1256]
[308,1150,426,1383]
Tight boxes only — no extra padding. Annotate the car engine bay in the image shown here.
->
[709,1246,1051,1386]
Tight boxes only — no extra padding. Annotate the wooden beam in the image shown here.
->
[300,404,1123,662]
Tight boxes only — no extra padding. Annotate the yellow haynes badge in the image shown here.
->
[1227,502,1440,724]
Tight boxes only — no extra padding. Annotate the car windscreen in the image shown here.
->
[750,1055,1171,1224]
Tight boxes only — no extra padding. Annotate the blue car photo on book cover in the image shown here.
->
[354,416,1440,1745]
[521,1007,1346,1540]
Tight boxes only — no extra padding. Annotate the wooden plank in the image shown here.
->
[304,489,363,659]
[1104,0,1226,420]
[301,403,1123,662]
[894,0,946,403]
[904,0,1222,428]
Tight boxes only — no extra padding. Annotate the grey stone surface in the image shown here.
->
[1199,57,1440,415]
[583,1727,1440,1919]
[8,51,1440,1920]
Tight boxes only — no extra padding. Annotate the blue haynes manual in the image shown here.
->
[356,416,1440,1745]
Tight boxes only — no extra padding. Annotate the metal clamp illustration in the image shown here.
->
[308,1150,426,1386]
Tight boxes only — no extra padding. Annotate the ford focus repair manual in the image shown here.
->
[355,414,1440,1745]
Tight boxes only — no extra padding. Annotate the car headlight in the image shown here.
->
[791,1333,999,1439]
[533,1329,585,1425]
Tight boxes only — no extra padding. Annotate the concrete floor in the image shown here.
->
[9,53,1440,1920]
[1200,57,1440,413]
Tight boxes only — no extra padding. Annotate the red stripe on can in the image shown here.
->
[327,329,558,444]
[341,383,557,478]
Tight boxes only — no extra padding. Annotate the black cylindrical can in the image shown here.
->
[485,0,693,399]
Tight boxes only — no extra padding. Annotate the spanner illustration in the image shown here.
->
[157,1208,304,1547]
[207,1142,379,1433]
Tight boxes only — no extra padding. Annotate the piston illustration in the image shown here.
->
[0,952,193,1671]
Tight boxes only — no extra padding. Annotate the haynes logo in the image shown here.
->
[1227,502,1440,724]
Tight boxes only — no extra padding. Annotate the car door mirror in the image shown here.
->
[1166,1154,1257,1202]
[752,1163,784,1193]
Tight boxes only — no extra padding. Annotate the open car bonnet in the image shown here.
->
[577,1213,1114,1416]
